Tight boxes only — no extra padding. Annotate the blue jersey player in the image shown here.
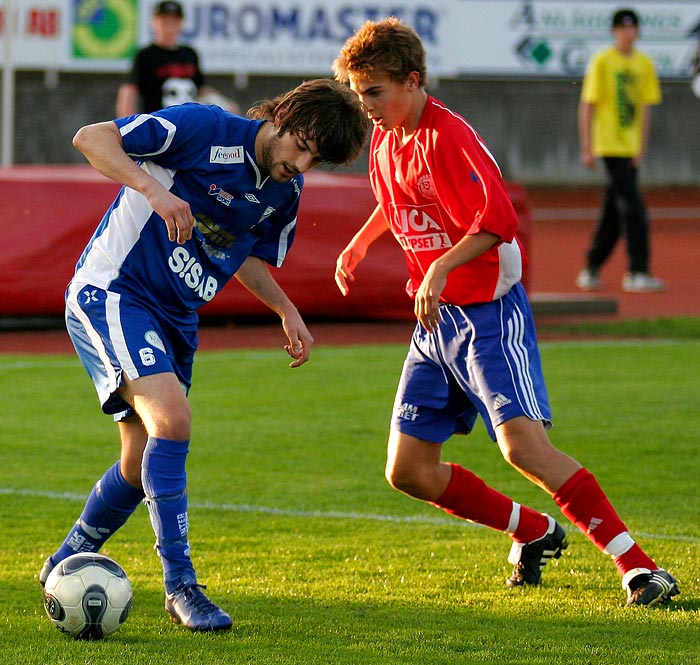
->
[39,79,369,631]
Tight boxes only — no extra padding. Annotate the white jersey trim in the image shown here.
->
[275,218,296,267]
[105,291,138,380]
[494,240,523,300]
[120,114,177,157]
[66,285,119,395]
[74,162,175,289]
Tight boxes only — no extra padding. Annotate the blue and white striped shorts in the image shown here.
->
[391,282,552,443]
[65,282,196,419]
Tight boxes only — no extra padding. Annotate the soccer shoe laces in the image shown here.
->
[179,583,219,614]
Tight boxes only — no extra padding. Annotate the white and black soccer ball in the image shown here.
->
[43,553,133,640]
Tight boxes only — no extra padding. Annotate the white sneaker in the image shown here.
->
[622,272,667,292]
[576,268,601,291]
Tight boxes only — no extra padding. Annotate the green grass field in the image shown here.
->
[1,333,699,664]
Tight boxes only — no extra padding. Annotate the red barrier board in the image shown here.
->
[0,167,530,321]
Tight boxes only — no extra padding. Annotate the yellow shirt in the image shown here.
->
[581,46,661,157]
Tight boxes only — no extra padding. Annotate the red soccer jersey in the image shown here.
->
[369,96,527,305]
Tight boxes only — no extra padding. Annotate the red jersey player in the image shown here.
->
[333,17,679,607]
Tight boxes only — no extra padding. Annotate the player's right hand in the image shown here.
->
[281,311,314,368]
[150,189,196,244]
[580,149,596,171]
[169,208,196,244]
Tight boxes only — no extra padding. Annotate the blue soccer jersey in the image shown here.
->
[72,103,303,314]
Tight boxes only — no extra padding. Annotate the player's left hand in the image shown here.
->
[335,242,367,296]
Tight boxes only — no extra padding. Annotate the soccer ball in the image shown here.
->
[43,553,133,640]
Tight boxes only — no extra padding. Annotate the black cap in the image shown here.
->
[155,1,183,17]
[612,9,639,28]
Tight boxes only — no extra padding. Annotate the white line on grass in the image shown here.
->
[2,486,697,544]
[2,340,698,371]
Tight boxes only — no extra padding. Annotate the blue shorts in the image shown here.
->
[391,283,552,443]
[65,283,197,420]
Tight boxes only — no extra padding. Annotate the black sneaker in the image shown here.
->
[506,516,568,587]
[165,582,232,631]
[624,568,680,607]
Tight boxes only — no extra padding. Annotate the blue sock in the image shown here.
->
[53,461,144,563]
[141,436,196,594]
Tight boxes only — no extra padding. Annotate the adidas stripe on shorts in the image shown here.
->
[391,282,552,443]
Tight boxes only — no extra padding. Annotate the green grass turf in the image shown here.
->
[537,316,700,340]
[0,335,698,664]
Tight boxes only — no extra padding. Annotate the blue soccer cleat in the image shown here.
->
[165,582,232,631]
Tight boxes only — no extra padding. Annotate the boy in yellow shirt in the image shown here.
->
[577,8,665,292]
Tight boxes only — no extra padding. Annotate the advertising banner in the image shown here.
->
[445,1,700,78]
[1,0,698,78]
[1,0,64,67]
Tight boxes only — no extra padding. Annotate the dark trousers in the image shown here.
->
[586,157,650,274]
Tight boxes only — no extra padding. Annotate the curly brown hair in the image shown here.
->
[333,17,427,88]
[247,79,370,166]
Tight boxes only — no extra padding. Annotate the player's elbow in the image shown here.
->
[72,125,89,152]
[73,122,122,156]
[72,124,99,154]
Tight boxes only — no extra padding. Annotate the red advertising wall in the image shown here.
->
[0,167,530,321]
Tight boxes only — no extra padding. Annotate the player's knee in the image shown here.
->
[385,462,425,498]
[497,417,553,471]
[385,460,405,490]
[144,404,192,441]
[384,463,399,489]
[165,409,191,440]
[501,446,528,472]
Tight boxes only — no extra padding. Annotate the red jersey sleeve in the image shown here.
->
[430,117,519,243]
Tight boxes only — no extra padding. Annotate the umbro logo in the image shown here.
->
[493,393,512,409]
[245,193,260,203]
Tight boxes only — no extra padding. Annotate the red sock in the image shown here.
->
[553,468,657,576]
[433,463,549,542]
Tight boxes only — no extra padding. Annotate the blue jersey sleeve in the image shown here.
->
[115,103,221,168]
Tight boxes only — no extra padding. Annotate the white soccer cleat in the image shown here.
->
[621,272,667,293]
[576,268,601,291]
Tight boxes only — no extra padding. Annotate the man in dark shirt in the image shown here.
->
[116,1,239,115]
